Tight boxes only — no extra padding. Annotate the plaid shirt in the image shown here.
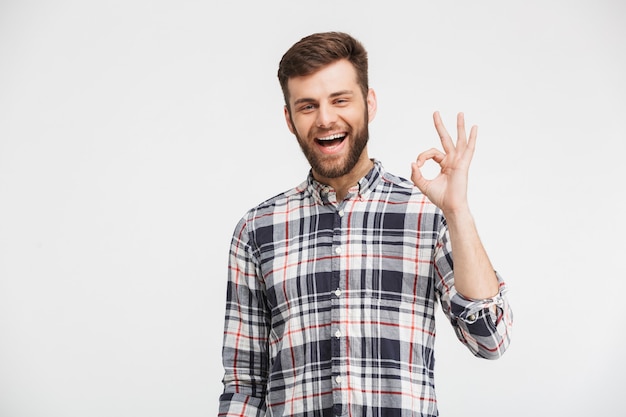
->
[219,160,512,417]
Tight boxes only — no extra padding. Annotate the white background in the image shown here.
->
[1,1,625,416]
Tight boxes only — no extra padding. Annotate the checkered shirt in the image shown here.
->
[219,160,512,417]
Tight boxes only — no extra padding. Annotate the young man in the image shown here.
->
[219,31,512,417]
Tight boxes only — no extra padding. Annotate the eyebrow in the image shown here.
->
[293,90,354,106]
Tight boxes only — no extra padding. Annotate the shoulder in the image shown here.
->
[236,179,310,230]
[379,169,416,191]
[378,170,436,206]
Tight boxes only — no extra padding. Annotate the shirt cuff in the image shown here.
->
[449,271,508,325]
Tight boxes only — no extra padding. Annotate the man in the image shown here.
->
[219,31,512,417]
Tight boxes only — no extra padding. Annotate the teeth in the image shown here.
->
[318,133,346,141]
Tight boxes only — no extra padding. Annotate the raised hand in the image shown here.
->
[411,111,477,214]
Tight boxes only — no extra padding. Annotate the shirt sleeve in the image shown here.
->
[434,218,513,360]
[219,217,269,417]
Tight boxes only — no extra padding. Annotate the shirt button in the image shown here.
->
[335,247,342,254]
[334,330,342,338]
[338,209,345,217]
[334,289,342,297]
[336,376,343,384]
[468,314,476,321]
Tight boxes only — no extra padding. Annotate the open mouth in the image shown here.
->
[315,133,347,148]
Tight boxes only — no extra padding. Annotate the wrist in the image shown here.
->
[441,205,472,221]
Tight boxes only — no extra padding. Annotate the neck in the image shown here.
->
[313,156,374,202]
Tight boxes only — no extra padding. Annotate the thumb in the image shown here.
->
[411,162,428,192]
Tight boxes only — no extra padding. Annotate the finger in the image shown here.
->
[433,111,455,154]
[463,124,478,163]
[456,112,467,152]
[410,162,430,192]
[415,148,445,167]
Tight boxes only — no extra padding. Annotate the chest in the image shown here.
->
[253,205,441,312]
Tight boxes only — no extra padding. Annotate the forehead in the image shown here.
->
[286,59,359,103]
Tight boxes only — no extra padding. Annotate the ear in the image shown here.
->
[284,105,296,134]
[366,88,377,123]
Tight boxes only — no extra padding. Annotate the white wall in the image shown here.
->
[1,1,624,416]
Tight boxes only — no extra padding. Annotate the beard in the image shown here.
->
[292,110,370,179]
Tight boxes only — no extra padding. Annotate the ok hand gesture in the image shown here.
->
[411,111,477,214]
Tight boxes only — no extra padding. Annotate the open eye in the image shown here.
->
[297,103,317,113]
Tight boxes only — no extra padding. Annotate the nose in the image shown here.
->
[316,103,337,128]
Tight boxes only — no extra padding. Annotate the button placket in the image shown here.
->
[331,202,349,414]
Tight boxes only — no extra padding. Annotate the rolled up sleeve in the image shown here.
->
[447,272,513,359]
[434,218,513,359]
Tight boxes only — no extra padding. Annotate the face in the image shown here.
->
[284,59,377,181]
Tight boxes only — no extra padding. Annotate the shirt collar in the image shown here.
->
[307,159,384,205]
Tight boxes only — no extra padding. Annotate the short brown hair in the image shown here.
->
[277,31,369,109]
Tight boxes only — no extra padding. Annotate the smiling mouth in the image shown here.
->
[315,133,347,147]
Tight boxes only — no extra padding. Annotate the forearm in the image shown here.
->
[444,207,499,300]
